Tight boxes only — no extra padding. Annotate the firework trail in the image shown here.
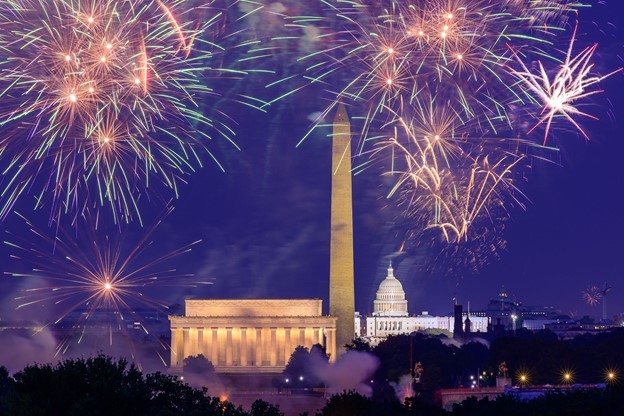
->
[0,0,267,223]
[3,207,211,357]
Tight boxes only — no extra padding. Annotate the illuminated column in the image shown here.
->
[276,328,285,366]
[189,328,198,357]
[240,327,248,366]
[232,328,241,366]
[270,328,277,366]
[299,327,305,346]
[211,328,218,365]
[182,328,190,362]
[197,328,204,357]
[313,327,320,345]
[203,327,212,360]
[248,328,256,366]
[329,102,355,356]
[326,328,336,363]
[225,327,233,366]
[284,328,291,364]
[262,328,270,365]
[305,328,313,347]
[255,328,263,366]
[171,327,184,367]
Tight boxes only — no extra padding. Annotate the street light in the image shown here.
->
[511,314,517,334]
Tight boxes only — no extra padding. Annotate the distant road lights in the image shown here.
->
[511,314,518,333]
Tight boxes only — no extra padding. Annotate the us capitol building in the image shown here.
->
[355,263,489,345]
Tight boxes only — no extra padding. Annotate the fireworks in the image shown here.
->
[510,22,622,143]
[582,283,613,320]
[0,0,265,223]
[582,285,603,306]
[4,209,211,356]
[287,0,585,142]
[274,0,619,271]
[377,100,533,272]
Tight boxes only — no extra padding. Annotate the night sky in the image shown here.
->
[1,0,623,329]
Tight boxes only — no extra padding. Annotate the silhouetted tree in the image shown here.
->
[3,355,281,416]
[282,344,327,388]
[183,354,215,375]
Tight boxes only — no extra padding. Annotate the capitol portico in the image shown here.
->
[169,299,336,373]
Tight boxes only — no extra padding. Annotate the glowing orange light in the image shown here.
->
[106,43,113,50]
[100,56,106,62]
[88,87,94,93]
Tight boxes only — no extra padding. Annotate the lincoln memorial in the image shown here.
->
[169,299,337,373]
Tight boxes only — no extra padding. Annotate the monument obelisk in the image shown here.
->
[329,102,355,355]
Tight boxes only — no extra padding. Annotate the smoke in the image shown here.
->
[0,327,57,373]
[311,350,379,396]
[183,372,230,399]
[390,374,414,402]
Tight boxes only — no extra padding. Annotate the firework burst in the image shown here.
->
[510,21,622,143]
[582,285,603,306]
[375,100,537,272]
[0,0,266,223]
[4,208,211,358]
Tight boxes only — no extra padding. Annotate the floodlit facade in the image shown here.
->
[356,264,489,344]
[169,299,336,374]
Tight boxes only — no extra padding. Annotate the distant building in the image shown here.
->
[356,264,488,344]
[544,321,621,339]
[469,287,564,330]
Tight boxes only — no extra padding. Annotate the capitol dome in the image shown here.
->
[373,263,408,316]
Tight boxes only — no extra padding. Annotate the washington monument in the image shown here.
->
[329,102,355,354]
